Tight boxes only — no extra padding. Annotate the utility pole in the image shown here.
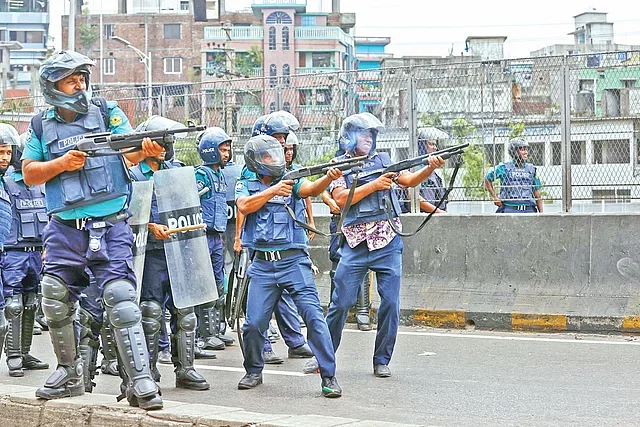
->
[222,23,234,135]
[69,0,76,51]
[99,0,104,88]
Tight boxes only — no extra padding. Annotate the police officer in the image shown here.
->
[484,137,543,213]
[22,51,162,408]
[129,116,211,391]
[194,127,234,350]
[310,113,444,378]
[1,124,50,377]
[0,125,22,366]
[236,135,342,397]
[417,127,449,214]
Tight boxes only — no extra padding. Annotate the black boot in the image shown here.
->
[36,359,85,400]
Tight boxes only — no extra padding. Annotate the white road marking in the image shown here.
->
[186,364,308,377]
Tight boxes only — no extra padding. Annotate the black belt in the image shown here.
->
[206,229,221,236]
[254,249,303,262]
[506,205,534,211]
[4,246,43,252]
[52,210,129,230]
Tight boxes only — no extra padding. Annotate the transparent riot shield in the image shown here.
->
[129,180,153,302]
[153,167,218,309]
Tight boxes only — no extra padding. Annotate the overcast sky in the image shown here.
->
[50,0,640,59]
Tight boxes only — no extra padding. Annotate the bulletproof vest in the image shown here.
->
[42,105,131,214]
[242,178,307,251]
[0,180,12,249]
[419,171,447,210]
[197,165,227,233]
[499,162,537,205]
[342,152,402,227]
[129,160,175,251]
[3,176,47,247]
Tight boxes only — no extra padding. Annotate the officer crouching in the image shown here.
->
[235,135,343,398]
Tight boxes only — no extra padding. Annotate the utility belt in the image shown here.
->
[52,210,130,231]
[254,248,304,262]
[504,204,535,211]
[206,229,222,236]
[4,246,43,252]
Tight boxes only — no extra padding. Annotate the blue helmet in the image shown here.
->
[262,111,299,136]
[285,130,299,162]
[244,135,285,178]
[417,126,448,156]
[135,115,186,161]
[339,113,384,156]
[252,115,269,136]
[197,127,232,167]
[39,51,94,114]
[508,137,529,161]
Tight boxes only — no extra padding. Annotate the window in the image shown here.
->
[301,16,315,26]
[551,141,561,165]
[622,79,636,89]
[104,24,115,40]
[528,142,545,166]
[592,189,631,203]
[283,102,291,112]
[299,89,312,105]
[311,52,334,68]
[282,64,290,87]
[268,27,276,51]
[571,141,586,165]
[265,11,292,24]
[205,90,223,108]
[164,57,182,74]
[164,24,181,40]
[269,102,276,113]
[180,0,190,10]
[483,144,504,166]
[593,140,629,164]
[103,58,115,75]
[9,30,44,44]
[282,27,289,51]
[316,89,331,105]
[205,51,226,74]
[269,64,277,88]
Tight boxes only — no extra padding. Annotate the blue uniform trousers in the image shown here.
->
[42,219,136,304]
[1,250,42,297]
[262,290,306,352]
[207,233,224,291]
[78,273,103,338]
[498,205,537,213]
[242,252,335,377]
[327,234,403,366]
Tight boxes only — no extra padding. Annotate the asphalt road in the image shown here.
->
[2,325,640,426]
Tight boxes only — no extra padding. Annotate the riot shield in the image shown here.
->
[153,167,218,309]
[129,180,154,302]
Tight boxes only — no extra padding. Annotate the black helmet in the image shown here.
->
[508,137,529,161]
[39,51,94,114]
[136,115,186,161]
[244,135,285,178]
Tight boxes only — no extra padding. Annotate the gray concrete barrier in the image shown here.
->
[307,213,640,333]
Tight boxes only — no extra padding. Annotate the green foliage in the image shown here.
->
[301,150,335,182]
[420,112,442,127]
[78,24,98,53]
[451,118,476,139]
[174,137,201,167]
[235,46,263,77]
[508,121,525,138]
[450,118,488,200]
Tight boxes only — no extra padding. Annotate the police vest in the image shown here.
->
[129,161,175,251]
[0,180,12,249]
[196,165,227,233]
[420,171,447,210]
[499,162,537,205]
[42,105,131,214]
[341,152,402,227]
[242,178,307,251]
[3,177,47,248]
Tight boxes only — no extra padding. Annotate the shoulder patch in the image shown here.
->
[110,114,123,127]
[235,181,245,191]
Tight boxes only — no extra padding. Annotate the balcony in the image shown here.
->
[356,53,393,60]
[295,27,354,47]
[295,67,339,75]
[0,12,48,24]
[252,0,307,6]
[204,26,263,40]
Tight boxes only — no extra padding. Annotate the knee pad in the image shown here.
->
[140,300,163,335]
[102,279,137,309]
[5,295,24,319]
[108,300,141,329]
[177,308,197,332]
[40,275,75,324]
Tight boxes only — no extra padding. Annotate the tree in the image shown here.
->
[420,112,442,127]
[235,45,263,77]
[508,120,525,139]
[78,24,98,56]
[451,118,488,200]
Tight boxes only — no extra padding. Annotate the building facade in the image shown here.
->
[354,36,391,114]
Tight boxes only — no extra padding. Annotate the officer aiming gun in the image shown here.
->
[383,142,469,174]
[281,155,368,181]
[76,123,206,156]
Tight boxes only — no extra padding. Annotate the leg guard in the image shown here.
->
[172,307,209,390]
[35,274,84,400]
[99,322,119,376]
[5,294,24,376]
[216,297,234,346]
[196,302,225,350]
[102,279,162,410]
[78,307,100,392]
[0,309,7,359]
[36,293,48,331]
[140,300,163,383]
[21,292,48,371]
[355,272,372,331]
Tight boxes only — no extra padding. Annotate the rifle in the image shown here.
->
[75,124,206,157]
[383,142,469,174]
[281,155,368,181]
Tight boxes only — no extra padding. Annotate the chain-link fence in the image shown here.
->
[5,50,640,213]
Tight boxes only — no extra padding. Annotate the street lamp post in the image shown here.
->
[112,35,153,119]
